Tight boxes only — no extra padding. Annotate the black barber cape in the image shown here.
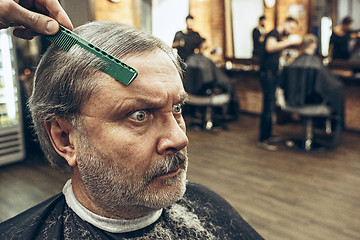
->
[185,52,233,94]
[0,182,263,240]
[281,53,344,123]
[184,53,240,119]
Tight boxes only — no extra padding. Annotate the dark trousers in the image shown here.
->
[259,70,278,142]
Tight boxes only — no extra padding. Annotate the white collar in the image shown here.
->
[62,179,163,233]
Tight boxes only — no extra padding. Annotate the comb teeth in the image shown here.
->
[46,30,78,51]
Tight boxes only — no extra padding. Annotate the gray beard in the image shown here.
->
[75,132,188,218]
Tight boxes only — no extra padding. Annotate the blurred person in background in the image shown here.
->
[172,14,203,62]
[329,16,360,60]
[258,17,302,151]
[281,34,344,148]
[252,15,266,61]
[185,37,239,121]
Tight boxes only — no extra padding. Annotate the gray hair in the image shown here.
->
[301,33,318,51]
[28,21,184,170]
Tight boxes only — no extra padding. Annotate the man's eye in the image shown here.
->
[129,110,147,121]
[172,104,182,114]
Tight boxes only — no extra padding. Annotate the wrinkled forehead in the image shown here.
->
[126,50,184,94]
[82,51,186,116]
[83,50,185,115]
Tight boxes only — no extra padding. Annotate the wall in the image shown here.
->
[264,4,276,33]
[61,0,93,27]
[344,81,360,131]
[276,0,310,36]
[189,0,225,63]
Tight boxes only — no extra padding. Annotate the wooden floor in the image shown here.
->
[0,114,359,240]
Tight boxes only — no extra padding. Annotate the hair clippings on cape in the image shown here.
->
[45,25,138,85]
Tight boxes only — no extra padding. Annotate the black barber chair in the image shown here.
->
[277,66,340,151]
[183,67,230,130]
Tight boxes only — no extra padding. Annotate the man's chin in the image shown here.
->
[143,171,187,209]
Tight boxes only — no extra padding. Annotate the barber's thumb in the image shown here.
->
[45,20,59,35]
[30,15,59,35]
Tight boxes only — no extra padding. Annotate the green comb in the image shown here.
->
[45,25,138,85]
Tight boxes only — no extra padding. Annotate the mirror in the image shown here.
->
[336,0,360,61]
[229,0,264,59]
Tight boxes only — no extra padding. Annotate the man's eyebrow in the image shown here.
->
[125,98,162,109]
[132,92,188,106]
[117,92,189,112]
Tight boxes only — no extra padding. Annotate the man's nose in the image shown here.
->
[156,115,189,154]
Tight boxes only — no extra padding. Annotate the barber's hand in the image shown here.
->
[0,0,73,39]
[288,35,302,46]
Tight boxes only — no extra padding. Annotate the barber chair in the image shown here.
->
[183,67,231,131]
[277,66,337,151]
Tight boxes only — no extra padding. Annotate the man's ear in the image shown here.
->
[44,118,77,167]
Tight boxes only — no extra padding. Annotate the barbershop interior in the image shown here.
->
[0,0,360,239]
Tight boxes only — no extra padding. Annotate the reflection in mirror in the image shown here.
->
[318,0,360,60]
[336,0,360,61]
[337,0,360,28]
[230,0,264,59]
[150,0,189,47]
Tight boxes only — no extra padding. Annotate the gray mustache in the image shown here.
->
[145,151,188,183]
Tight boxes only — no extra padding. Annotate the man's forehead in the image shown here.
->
[128,50,179,74]
[83,51,184,114]
[122,50,183,91]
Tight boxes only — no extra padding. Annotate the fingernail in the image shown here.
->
[46,21,58,34]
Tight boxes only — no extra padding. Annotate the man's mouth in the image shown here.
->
[160,164,183,177]
[154,163,185,181]
[147,153,187,183]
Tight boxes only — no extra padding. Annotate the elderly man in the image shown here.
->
[0,19,263,239]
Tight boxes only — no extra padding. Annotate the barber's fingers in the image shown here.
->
[1,0,73,37]
[13,27,39,40]
[2,3,57,36]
